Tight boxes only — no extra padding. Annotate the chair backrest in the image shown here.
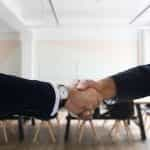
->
[146,104,150,108]
[104,98,134,119]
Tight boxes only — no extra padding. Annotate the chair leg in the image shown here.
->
[48,120,56,135]
[47,121,56,143]
[143,113,147,122]
[109,120,118,135]
[33,122,41,143]
[114,121,121,138]
[136,104,146,141]
[2,122,8,143]
[109,120,121,139]
[31,118,36,126]
[78,119,81,128]
[18,116,24,142]
[78,121,86,143]
[64,117,71,141]
[89,120,97,140]
[123,121,129,138]
[33,121,56,143]
[145,116,150,130]
[147,120,150,130]
[123,120,134,139]
[56,116,60,128]
[109,120,134,140]
[102,120,107,128]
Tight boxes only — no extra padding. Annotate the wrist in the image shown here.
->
[58,85,70,108]
[60,87,73,108]
[96,78,116,100]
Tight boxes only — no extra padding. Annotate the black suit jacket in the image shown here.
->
[111,64,150,101]
[0,73,56,120]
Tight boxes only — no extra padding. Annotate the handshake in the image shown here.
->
[64,79,116,119]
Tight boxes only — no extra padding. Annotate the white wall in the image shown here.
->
[142,30,150,64]
[33,27,138,85]
[21,30,35,79]
[0,32,21,76]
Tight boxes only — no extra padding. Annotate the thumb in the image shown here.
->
[77,80,98,90]
[76,80,90,90]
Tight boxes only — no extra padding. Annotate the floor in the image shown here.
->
[0,113,150,150]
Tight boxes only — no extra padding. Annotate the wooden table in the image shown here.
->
[134,97,150,104]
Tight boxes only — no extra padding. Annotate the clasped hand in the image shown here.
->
[65,80,103,119]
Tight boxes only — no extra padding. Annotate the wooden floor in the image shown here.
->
[0,115,150,150]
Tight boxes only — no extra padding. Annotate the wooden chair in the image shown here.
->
[78,119,97,143]
[109,120,134,139]
[102,100,135,139]
[65,113,97,143]
[33,114,60,143]
[65,98,147,142]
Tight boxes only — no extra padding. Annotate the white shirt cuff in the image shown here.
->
[50,82,60,116]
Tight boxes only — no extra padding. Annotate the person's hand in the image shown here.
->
[75,78,117,100]
[65,87,103,119]
[76,80,100,91]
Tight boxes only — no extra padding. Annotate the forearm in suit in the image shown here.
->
[0,73,59,120]
[111,64,150,101]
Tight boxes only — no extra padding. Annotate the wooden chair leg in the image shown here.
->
[123,121,129,138]
[109,120,121,139]
[109,120,134,140]
[109,120,118,135]
[147,122,150,130]
[114,121,121,138]
[56,116,60,128]
[144,114,147,123]
[123,120,134,139]
[2,122,8,143]
[78,119,81,128]
[78,121,86,143]
[33,121,56,143]
[47,121,56,143]
[33,122,41,143]
[102,120,107,127]
[89,120,97,140]
[145,116,150,130]
[48,120,55,135]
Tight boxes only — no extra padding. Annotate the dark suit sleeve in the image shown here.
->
[0,73,58,120]
[111,64,150,101]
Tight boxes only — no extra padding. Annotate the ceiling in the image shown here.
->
[0,0,149,28]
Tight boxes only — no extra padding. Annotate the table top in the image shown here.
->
[134,96,150,104]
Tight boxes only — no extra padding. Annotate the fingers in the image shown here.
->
[76,80,98,91]
[65,87,103,120]
[76,80,89,90]
[69,80,81,88]
[96,92,103,106]
[79,109,95,120]
[65,98,83,115]
[79,111,93,120]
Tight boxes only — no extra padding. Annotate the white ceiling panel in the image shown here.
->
[0,0,146,27]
